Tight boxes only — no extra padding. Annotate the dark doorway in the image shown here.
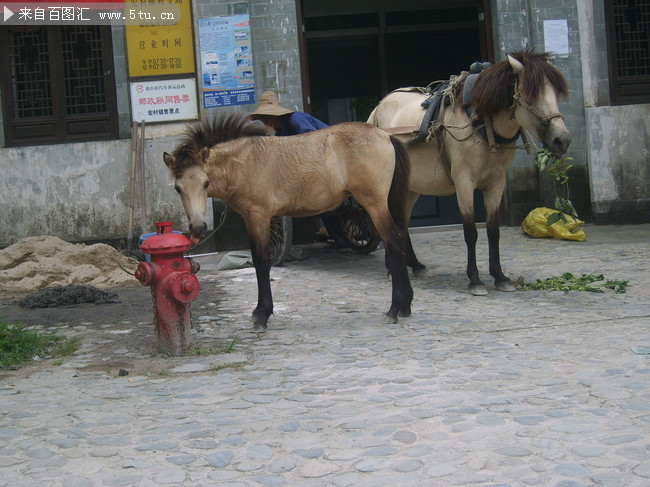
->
[307,34,381,124]
[300,0,492,227]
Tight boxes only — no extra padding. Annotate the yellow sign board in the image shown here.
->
[125,0,195,77]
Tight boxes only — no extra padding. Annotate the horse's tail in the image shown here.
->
[388,135,411,231]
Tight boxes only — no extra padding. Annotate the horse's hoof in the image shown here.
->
[468,284,488,296]
[251,323,267,333]
[398,305,411,317]
[413,267,429,278]
[382,313,398,324]
[251,311,272,323]
[495,280,516,292]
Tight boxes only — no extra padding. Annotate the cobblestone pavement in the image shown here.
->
[1,224,649,487]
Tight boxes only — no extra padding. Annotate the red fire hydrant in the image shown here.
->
[135,221,200,355]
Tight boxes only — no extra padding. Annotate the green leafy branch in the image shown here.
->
[522,273,628,293]
[535,148,578,226]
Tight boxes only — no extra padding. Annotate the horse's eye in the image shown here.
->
[204,181,209,190]
[174,185,181,194]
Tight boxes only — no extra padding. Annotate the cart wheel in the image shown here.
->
[270,216,292,266]
[322,198,380,254]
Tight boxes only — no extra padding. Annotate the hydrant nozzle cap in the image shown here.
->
[135,262,154,285]
[169,272,200,302]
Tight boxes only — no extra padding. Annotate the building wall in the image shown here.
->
[0,137,186,246]
[195,0,303,111]
[494,0,649,225]
[585,104,650,223]
[580,0,650,223]
[0,0,302,247]
[1,0,647,247]
[493,0,592,224]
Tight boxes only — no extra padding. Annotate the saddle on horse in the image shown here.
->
[396,61,530,153]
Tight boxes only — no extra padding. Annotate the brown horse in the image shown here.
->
[368,51,571,295]
[163,112,412,331]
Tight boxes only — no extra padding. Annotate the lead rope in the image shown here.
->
[186,203,229,255]
[428,107,532,154]
[116,204,229,277]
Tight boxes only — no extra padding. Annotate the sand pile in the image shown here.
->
[0,236,139,297]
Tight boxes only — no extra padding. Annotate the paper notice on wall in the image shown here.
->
[130,78,198,123]
[198,14,255,108]
[543,19,569,56]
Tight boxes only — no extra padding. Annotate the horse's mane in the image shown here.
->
[169,112,273,176]
[469,51,569,117]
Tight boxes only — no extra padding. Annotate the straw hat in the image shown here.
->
[249,91,294,117]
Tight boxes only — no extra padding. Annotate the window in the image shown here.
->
[0,26,118,147]
[606,0,650,105]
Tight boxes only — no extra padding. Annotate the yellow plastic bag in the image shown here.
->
[521,207,586,241]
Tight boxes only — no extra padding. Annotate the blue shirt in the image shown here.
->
[277,112,328,136]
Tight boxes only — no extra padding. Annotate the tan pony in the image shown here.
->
[163,112,412,332]
[368,51,571,296]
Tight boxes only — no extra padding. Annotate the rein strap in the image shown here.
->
[510,82,564,126]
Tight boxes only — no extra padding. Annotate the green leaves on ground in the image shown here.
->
[522,273,628,293]
[0,321,78,369]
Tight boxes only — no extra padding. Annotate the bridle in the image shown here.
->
[509,76,564,126]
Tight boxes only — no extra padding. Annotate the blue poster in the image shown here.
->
[198,14,255,108]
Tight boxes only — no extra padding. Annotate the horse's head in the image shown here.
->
[507,53,572,155]
[163,150,210,244]
[164,114,273,243]
[471,52,572,155]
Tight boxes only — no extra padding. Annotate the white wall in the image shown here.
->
[0,136,198,246]
[585,104,650,220]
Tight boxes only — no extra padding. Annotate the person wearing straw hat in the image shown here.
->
[249,91,331,247]
[249,90,327,136]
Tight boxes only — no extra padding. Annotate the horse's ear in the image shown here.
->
[163,152,175,168]
[507,54,525,74]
